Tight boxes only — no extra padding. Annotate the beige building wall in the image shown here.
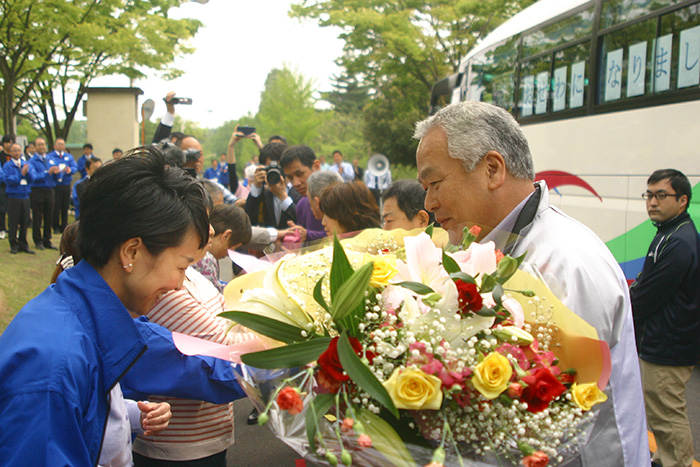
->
[84,87,143,160]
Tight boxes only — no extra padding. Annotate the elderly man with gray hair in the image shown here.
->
[414,101,647,467]
[307,170,343,229]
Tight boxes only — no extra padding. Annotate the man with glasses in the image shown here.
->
[630,169,700,467]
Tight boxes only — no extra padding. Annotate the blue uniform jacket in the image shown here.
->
[204,167,220,181]
[77,154,94,179]
[47,150,78,186]
[28,153,60,189]
[0,261,245,466]
[2,158,35,199]
[0,260,147,466]
[219,163,229,186]
[72,177,87,219]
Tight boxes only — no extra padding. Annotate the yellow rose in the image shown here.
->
[382,368,443,410]
[571,382,607,411]
[472,352,512,399]
[364,253,398,288]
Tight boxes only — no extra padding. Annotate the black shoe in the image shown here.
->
[10,248,18,254]
[20,248,35,255]
[35,244,45,251]
[45,244,58,250]
[247,408,259,425]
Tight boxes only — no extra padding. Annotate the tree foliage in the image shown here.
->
[290,0,535,165]
[0,0,201,143]
[256,66,328,146]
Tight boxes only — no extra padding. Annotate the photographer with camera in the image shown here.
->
[224,124,261,195]
[151,91,192,144]
[243,142,301,232]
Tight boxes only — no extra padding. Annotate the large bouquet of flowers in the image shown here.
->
[222,227,610,467]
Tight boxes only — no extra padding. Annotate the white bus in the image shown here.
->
[429,0,700,282]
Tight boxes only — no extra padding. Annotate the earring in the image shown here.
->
[123,263,132,269]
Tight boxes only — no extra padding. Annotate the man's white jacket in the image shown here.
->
[510,181,648,467]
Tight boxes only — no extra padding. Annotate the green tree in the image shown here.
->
[256,66,327,146]
[290,0,535,165]
[322,73,369,115]
[0,0,201,143]
[313,109,370,163]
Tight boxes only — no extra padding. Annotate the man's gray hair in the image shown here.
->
[308,170,343,198]
[414,101,534,180]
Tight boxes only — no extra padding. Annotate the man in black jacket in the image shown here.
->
[630,168,700,467]
[244,142,301,231]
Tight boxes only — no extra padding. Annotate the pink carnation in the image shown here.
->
[522,451,549,467]
[357,434,372,448]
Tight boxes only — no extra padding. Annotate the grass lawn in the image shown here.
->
[0,228,65,335]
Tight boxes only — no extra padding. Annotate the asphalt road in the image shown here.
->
[220,257,700,466]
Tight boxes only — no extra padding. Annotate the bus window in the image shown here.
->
[519,57,552,117]
[466,37,519,113]
[522,8,594,59]
[598,18,657,102]
[601,0,684,29]
[552,42,590,111]
[659,4,700,91]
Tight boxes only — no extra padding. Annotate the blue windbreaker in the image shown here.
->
[2,158,35,199]
[0,260,245,466]
[47,150,78,186]
[28,153,60,189]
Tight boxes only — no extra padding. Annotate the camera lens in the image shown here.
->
[266,167,282,185]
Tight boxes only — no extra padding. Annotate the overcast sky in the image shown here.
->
[92,0,345,129]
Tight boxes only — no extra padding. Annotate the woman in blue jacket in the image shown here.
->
[0,147,216,466]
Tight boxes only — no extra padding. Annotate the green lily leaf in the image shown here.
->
[219,311,308,344]
[442,250,461,274]
[395,281,435,295]
[313,276,330,315]
[475,306,498,317]
[355,409,415,467]
[450,272,476,284]
[305,393,335,453]
[337,333,398,418]
[330,235,353,300]
[492,284,504,308]
[241,338,331,369]
[480,273,498,293]
[332,262,373,322]
[425,224,434,238]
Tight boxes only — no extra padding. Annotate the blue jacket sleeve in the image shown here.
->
[0,389,93,466]
[120,317,246,404]
[1,163,14,186]
[72,182,80,219]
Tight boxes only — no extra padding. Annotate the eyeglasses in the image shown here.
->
[641,191,682,201]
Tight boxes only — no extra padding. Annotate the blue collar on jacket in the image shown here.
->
[653,210,690,231]
[54,260,147,392]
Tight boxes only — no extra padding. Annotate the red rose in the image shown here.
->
[521,368,566,413]
[455,280,483,314]
[522,450,549,467]
[317,336,364,392]
[277,386,303,415]
[559,372,576,385]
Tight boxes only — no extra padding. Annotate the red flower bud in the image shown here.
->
[276,386,303,415]
[522,450,549,467]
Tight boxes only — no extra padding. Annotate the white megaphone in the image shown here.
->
[367,153,389,177]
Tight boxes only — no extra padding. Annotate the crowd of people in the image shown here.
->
[0,97,698,467]
[0,136,121,254]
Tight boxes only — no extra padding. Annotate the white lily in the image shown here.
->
[241,255,314,330]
